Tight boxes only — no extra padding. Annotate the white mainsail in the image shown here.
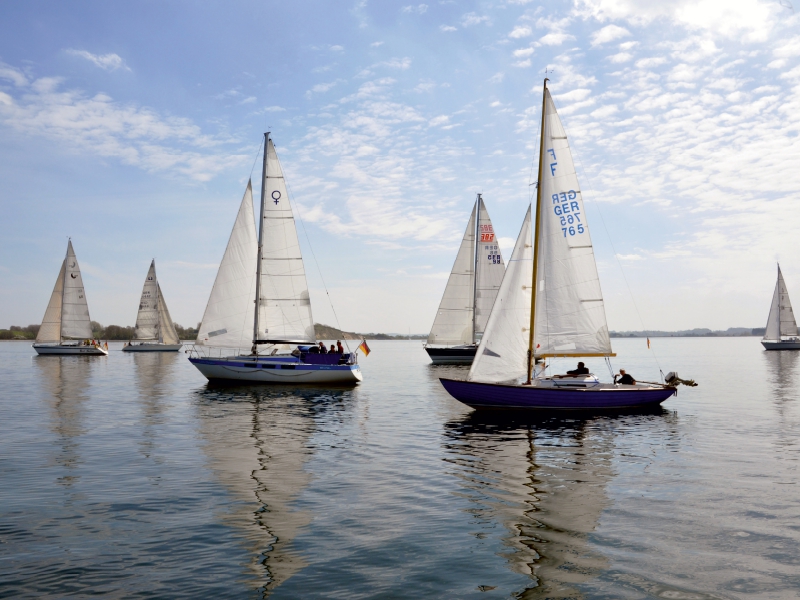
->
[475,199,506,338]
[764,264,798,340]
[533,89,612,357]
[156,284,181,345]
[134,260,160,340]
[427,202,477,346]
[60,240,93,340]
[254,138,315,344]
[469,207,532,383]
[197,181,258,348]
[37,259,66,343]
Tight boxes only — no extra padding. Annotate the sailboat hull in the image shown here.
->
[32,343,108,356]
[425,346,477,364]
[761,340,800,350]
[189,357,362,384]
[440,378,675,411]
[122,343,183,352]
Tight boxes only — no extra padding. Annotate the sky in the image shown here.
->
[2,0,800,334]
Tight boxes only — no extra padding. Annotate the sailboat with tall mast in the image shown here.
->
[761,264,800,350]
[425,194,505,364]
[440,80,681,410]
[122,260,182,352]
[188,133,362,384]
[32,240,108,356]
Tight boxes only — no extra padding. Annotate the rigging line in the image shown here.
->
[284,179,353,353]
[249,137,265,181]
[551,95,663,376]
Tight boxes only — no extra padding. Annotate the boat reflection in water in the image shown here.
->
[443,409,666,598]
[131,351,179,458]
[194,385,351,595]
[36,355,93,488]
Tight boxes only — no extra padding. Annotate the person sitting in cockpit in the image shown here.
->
[567,361,589,375]
[615,369,636,385]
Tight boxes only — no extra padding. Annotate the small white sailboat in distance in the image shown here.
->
[33,240,108,356]
[762,264,800,350]
[425,194,505,364]
[188,133,362,384]
[122,260,182,352]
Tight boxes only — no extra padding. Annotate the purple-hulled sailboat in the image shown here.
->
[440,80,683,410]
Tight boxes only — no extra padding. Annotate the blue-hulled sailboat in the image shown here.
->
[188,133,362,384]
[440,80,681,410]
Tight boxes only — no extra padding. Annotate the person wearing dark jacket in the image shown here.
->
[567,361,589,375]
[615,369,636,385]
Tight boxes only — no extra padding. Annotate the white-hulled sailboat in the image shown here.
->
[425,194,505,364]
[33,240,108,356]
[440,79,683,410]
[761,264,800,350]
[122,260,182,352]
[188,133,362,384]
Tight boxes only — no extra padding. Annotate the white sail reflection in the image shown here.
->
[131,352,179,458]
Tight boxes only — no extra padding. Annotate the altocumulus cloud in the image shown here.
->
[66,49,131,71]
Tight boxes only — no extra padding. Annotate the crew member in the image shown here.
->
[615,369,636,385]
[337,340,344,354]
[318,342,328,354]
[567,361,589,375]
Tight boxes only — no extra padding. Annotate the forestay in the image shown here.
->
[61,240,93,340]
[468,207,532,383]
[36,260,65,343]
[533,89,612,357]
[475,200,505,338]
[156,284,181,345]
[197,181,258,348]
[134,260,160,340]
[765,265,798,340]
[255,138,315,344]
[427,202,477,346]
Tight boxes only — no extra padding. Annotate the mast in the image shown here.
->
[472,193,481,344]
[60,240,68,343]
[155,261,162,344]
[525,79,548,385]
[252,132,269,354]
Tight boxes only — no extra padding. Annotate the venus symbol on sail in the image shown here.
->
[188,133,362,384]
[122,260,182,352]
[440,79,683,410]
[425,193,506,364]
[761,264,800,350]
[33,240,108,356]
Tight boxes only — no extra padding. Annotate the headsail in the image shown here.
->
[469,207,532,383]
[533,88,612,357]
[134,260,160,340]
[254,137,315,345]
[765,264,797,340]
[475,199,506,338]
[197,181,258,348]
[37,259,66,343]
[61,240,93,340]
[156,284,181,345]
[427,202,477,346]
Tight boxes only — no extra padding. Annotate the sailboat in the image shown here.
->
[761,264,800,350]
[440,80,679,410]
[122,260,182,352]
[32,240,108,356]
[425,194,506,364]
[188,133,362,384]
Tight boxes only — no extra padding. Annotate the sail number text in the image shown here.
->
[552,191,585,237]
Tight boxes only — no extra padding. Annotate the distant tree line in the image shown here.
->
[0,322,198,340]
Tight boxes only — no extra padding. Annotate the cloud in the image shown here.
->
[498,237,515,251]
[591,24,632,46]
[240,96,257,104]
[440,25,457,32]
[371,41,384,47]
[401,4,428,14]
[513,47,535,58]
[260,105,287,113]
[461,13,490,27]
[509,25,532,38]
[539,32,575,45]
[307,80,343,96]
[66,49,130,72]
[0,61,245,182]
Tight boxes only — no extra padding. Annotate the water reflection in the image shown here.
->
[35,356,92,487]
[444,410,668,598]
[194,386,352,597]
[132,352,178,460]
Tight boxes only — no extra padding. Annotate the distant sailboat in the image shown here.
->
[188,133,362,384]
[122,260,182,352]
[761,264,800,350]
[440,79,680,410]
[425,194,505,364]
[33,240,108,356]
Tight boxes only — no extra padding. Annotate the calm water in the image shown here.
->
[1,338,799,599]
